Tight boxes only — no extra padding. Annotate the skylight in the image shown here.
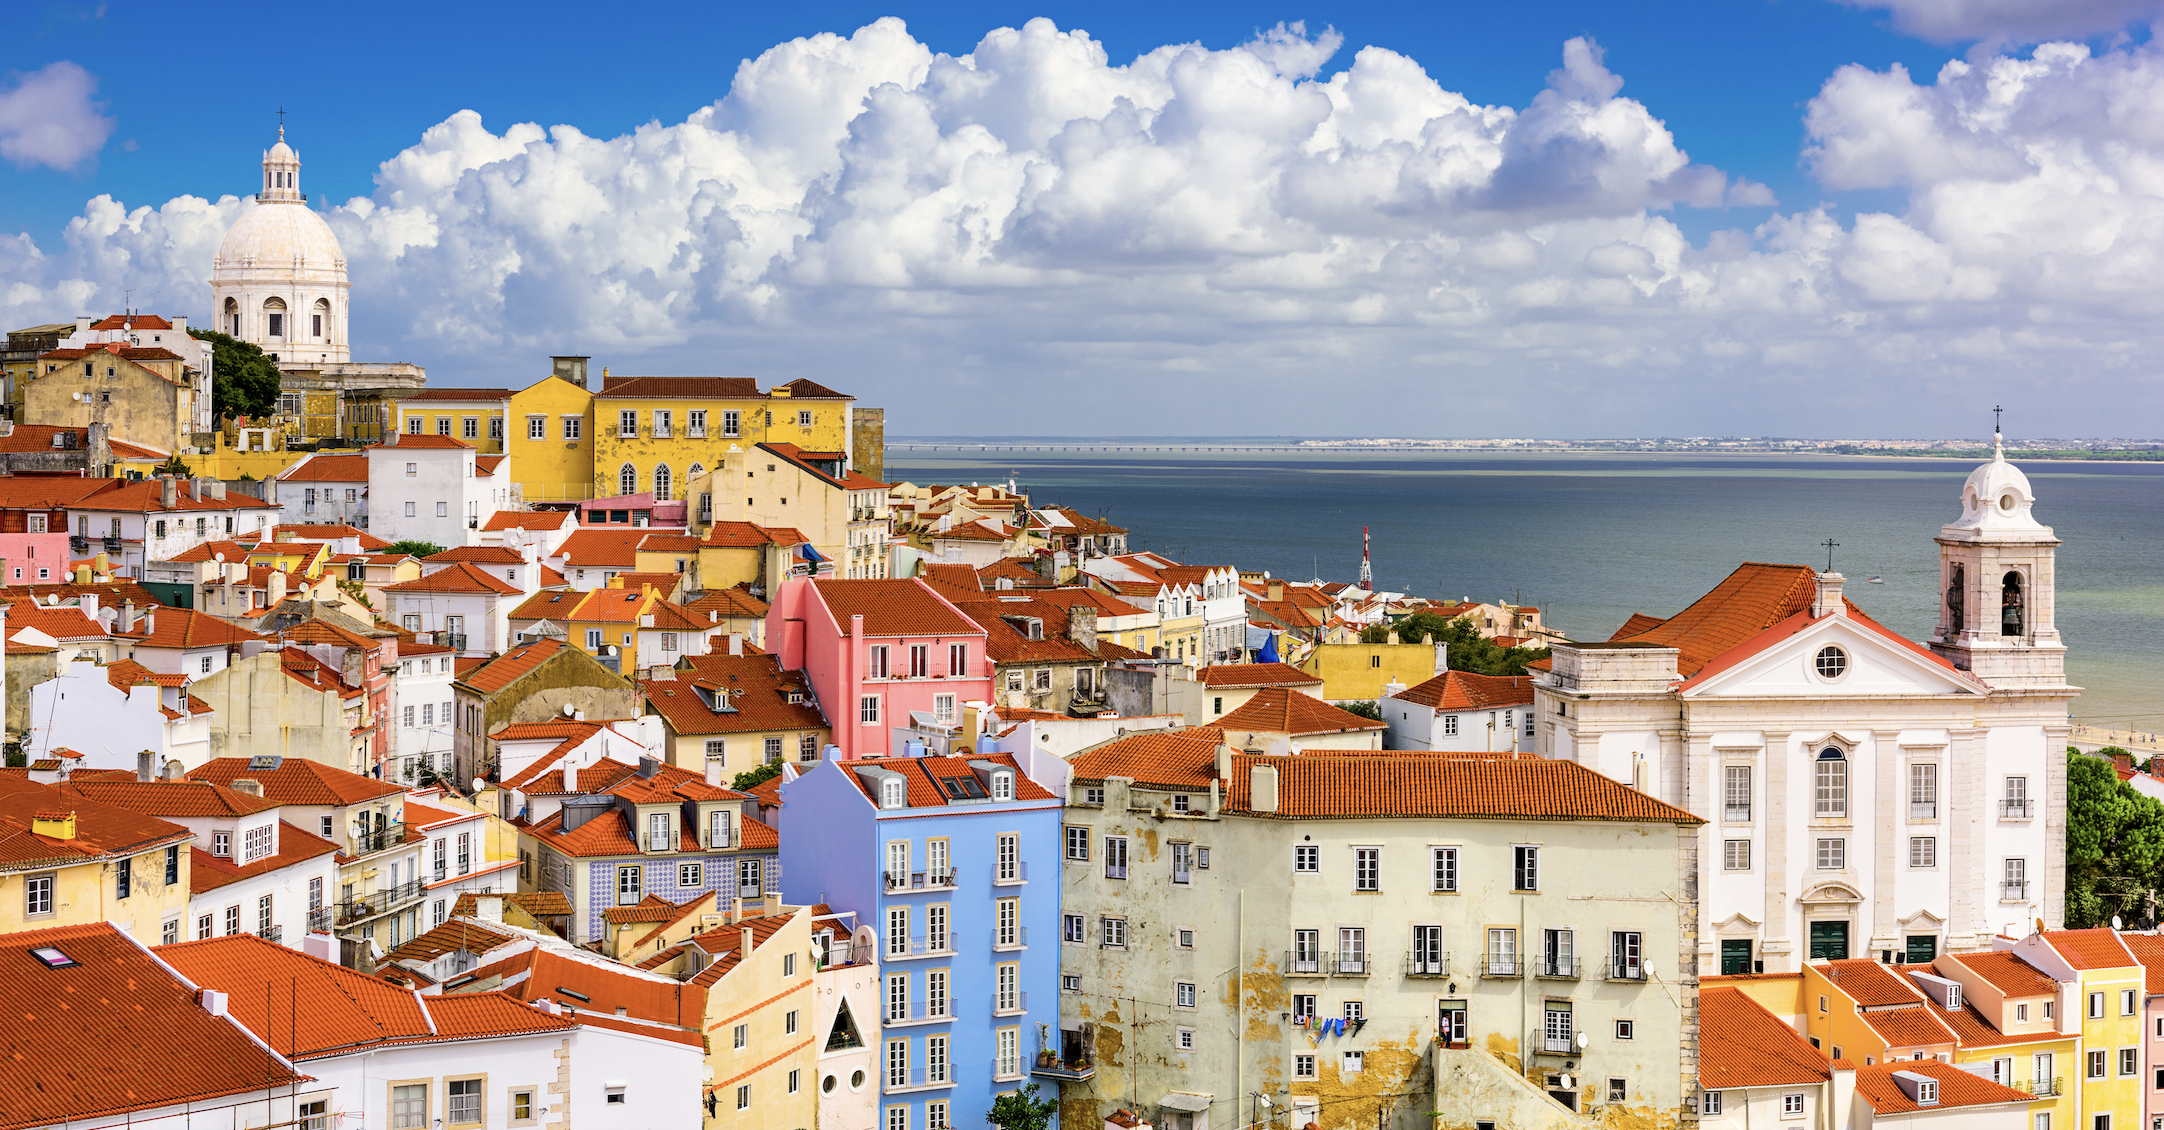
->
[30,946,77,969]
[940,776,988,800]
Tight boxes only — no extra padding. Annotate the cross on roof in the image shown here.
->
[1822,538,1839,573]
[1994,404,2003,435]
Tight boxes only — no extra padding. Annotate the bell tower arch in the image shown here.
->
[1928,430,2067,689]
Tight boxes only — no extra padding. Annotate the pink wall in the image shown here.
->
[768,578,993,760]
[0,532,75,583]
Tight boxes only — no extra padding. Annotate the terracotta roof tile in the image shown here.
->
[598,376,761,398]
[1070,730,1228,791]
[1200,663,1323,689]
[700,521,804,548]
[457,638,592,694]
[1392,670,1536,711]
[555,528,647,569]
[1215,686,1384,736]
[398,387,517,402]
[2121,933,2164,994]
[1,923,309,1128]
[110,607,270,649]
[187,757,403,806]
[1818,958,1930,1007]
[276,454,370,483]
[644,654,827,736]
[844,752,1056,808]
[2042,928,2140,970]
[812,578,983,638]
[481,509,577,532]
[1853,1060,2033,1113]
[1859,1005,1959,1049]
[1606,562,1818,676]
[1949,950,2060,997]
[1222,752,1703,823]
[1699,986,1832,1090]
[384,561,519,595]
[59,777,278,817]
[426,545,528,565]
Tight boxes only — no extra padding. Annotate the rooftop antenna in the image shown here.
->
[1359,527,1372,590]
[1822,538,1840,574]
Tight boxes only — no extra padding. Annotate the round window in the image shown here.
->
[822,1075,838,1095]
[1815,645,1847,680]
[850,1070,867,1092]
[1999,492,2017,512]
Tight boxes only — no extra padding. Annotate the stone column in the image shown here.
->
[2045,721,2071,930]
[1762,731,1792,971]
[1947,727,1987,950]
[1871,729,1902,959]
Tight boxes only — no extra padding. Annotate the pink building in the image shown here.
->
[766,577,992,760]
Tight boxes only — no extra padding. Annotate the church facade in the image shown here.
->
[1533,437,2072,975]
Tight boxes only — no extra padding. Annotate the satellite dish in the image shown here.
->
[46,594,59,606]
[1575,1032,1589,1050]
[2113,915,2123,930]
[562,702,576,717]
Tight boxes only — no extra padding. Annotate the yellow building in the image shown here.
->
[506,365,596,504]
[2015,929,2146,1128]
[507,578,720,671]
[0,778,193,940]
[1935,950,2080,1130]
[637,903,821,1130]
[685,443,887,571]
[395,387,514,454]
[1298,638,1442,701]
[22,342,201,456]
[593,376,856,504]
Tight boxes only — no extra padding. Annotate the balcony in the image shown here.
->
[257,925,284,944]
[1330,951,1370,976]
[1284,950,1324,976]
[1542,1034,1576,1054]
[334,878,424,926]
[883,937,957,961]
[992,861,1027,886]
[1911,802,1938,820]
[885,868,959,893]
[1538,956,1581,980]
[2002,798,2033,818]
[883,1067,955,1093]
[1403,951,1450,977]
[993,926,1028,951]
[993,990,1029,1018]
[885,1000,955,1027]
[1608,965,1648,983]
[2003,881,2029,901]
[2022,1076,2062,1097]
[1032,1057,1096,1082]
[816,941,875,969]
[1723,805,1751,822]
[306,907,331,932]
[102,536,122,554]
[69,535,88,553]
[1482,957,1522,978]
[347,821,408,857]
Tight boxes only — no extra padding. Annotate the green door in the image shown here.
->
[1809,921,1849,960]
[1905,935,1938,964]
[1721,939,1753,975]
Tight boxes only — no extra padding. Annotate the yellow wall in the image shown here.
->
[1801,966,1921,1064]
[507,377,596,503]
[1951,1038,2076,1126]
[20,355,192,455]
[595,391,854,505]
[1300,642,1441,701]
[0,846,189,939]
[701,907,820,1130]
[2075,968,2145,1125]
[397,400,511,454]
[195,443,308,482]
[1701,973,1806,1022]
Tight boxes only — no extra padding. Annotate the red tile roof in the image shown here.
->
[427,545,528,565]
[773,377,851,399]
[190,821,340,894]
[1199,663,1324,689]
[271,523,392,549]
[1070,730,1229,791]
[0,922,309,1129]
[1859,1004,1959,1049]
[187,757,403,806]
[1221,752,1702,823]
[87,313,176,330]
[598,375,761,398]
[456,637,585,693]
[2120,933,2164,994]
[1817,958,1930,1007]
[1852,1060,2033,1113]
[1948,950,2060,997]
[482,508,578,532]
[686,586,770,621]
[844,752,1058,808]
[76,477,280,513]
[398,387,518,401]
[2042,928,2140,970]
[276,454,370,482]
[1699,986,1832,1090]
[1392,670,1536,710]
[109,606,270,649]
[556,528,647,569]
[812,578,983,638]
[1606,562,1820,676]
[1214,686,1384,736]
[644,654,827,736]
[58,777,278,818]
[385,561,520,595]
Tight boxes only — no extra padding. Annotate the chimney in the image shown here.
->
[475,894,504,922]
[1214,742,1232,783]
[1831,1060,1857,1128]
[1386,630,1400,645]
[159,477,176,508]
[200,989,229,1017]
[740,926,754,958]
[230,779,262,797]
[119,599,137,633]
[267,570,287,607]
[1267,579,1284,602]
[638,756,661,779]
[189,478,201,501]
[563,764,577,792]
[1249,762,1279,813]
[729,633,743,656]
[705,760,723,788]
[1068,605,1098,653]
[1814,572,1846,618]
[209,480,225,501]
[551,356,591,389]
[136,750,153,783]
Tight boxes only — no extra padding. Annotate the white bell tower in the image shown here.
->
[1928,430,2067,689]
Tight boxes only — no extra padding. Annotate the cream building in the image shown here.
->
[1058,731,1703,1130]
[1534,434,2073,976]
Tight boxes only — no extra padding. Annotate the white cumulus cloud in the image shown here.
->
[0,61,115,172]
[2,20,2163,435]
[1836,0,2164,44]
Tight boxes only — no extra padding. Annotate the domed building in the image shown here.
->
[209,126,350,366]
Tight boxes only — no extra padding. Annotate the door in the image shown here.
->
[1438,1001,1468,1045]
[1721,939,1753,976]
[1906,935,1938,964]
[1809,921,1849,960]
[1413,926,1444,974]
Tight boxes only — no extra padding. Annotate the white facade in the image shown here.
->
[395,650,458,784]
[1535,442,2072,973]
[208,128,351,367]
[72,480,279,579]
[412,802,519,931]
[188,828,340,950]
[387,586,510,659]
[277,455,369,527]
[1380,691,1535,753]
[367,437,486,548]
[25,658,211,773]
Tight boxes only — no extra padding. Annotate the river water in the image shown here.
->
[885,447,2164,726]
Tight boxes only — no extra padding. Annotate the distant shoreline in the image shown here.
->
[885,440,2164,463]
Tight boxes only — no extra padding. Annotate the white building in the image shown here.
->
[383,562,521,658]
[1534,434,2073,973]
[394,641,459,785]
[407,793,519,931]
[366,432,502,548]
[208,126,350,367]
[26,658,213,774]
[1380,669,1537,752]
[69,476,281,580]
[273,452,369,528]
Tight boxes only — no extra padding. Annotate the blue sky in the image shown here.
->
[4,0,2162,436]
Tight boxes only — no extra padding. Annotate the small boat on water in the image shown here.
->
[1865,575,1884,584]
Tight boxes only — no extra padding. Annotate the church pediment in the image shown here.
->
[1712,913,1761,933]
[1798,881,1865,904]
[1680,611,1989,701]
[1899,909,1946,930]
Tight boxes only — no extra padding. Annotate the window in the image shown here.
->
[166,846,180,885]
[1354,847,1380,891]
[1293,994,1317,1023]
[1338,927,1366,973]
[2121,1047,2139,1075]
[1911,762,1938,818]
[1513,845,1539,891]
[1176,1026,1195,1050]
[997,833,1020,881]
[909,645,929,677]
[997,963,1020,1011]
[1782,1094,1805,1116]
[392,1083,428,1128]
[435,416,452,436]
[1065,827,1090,861]
[1101,917,1127,947]
[1295,1054,1316,1079]
[561,414,583,439]
[1723,765,1752,821]
[2007,857,2029,899]
[213,831,232,857]
[1104,835,1129,879]
[1296,845,1319,873]
[1611,931,1643,979]
[736,1085,751,1111]
[997,1027,1020,1079]
[1615,1019,1635,1040]
[1486,928,1517,975]
[1343,1050,1364,1074]
[1064,914,1084,943]
[679,862,702,887]
[2090,1049,2108,1078]
[115,857,131,899]
[1910,837,1937,867]
[949,642,967,674]
[1063,973,1082,992]
[861,696,880,725]
[653,463,672,501]
[722,409,741,437]
[996,898,1020,947]
[1176,982,1197,1008]
[2127,990,2141,1016]
[1815,749,1849,817]
[1178,927,1195,948]
[879,778,904,809]
[1814,645,1847,678]
[1816,838,1846,869]
[1430,846,1458,891]
[617,864,642,904]
[1723,839,1752,870]
[24,873,53,916]
[1442,714,1459,736]
[436,502,448,517]
[1701,1092,1722,1116]
[1083,787,1104,805]
[447,1078,482,1125]
[1607,1078,1628,1103]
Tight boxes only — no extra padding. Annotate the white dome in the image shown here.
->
[1944,434,2049,538]
[214,200,345,276]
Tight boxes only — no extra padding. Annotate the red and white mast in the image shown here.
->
[1359,526,1373,589]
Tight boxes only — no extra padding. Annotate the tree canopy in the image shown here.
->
[385,540,446,559]
[733,761,784,792]
[187,327,283,421]
[986,1084,1058,1130]
[2066,747,2164,928]
[1361,611,1551,676]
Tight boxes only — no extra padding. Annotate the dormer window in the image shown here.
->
[647,812,672,852]
[709,809,733,849]
[991,772,1015,802]
[880,779,905,809]
[1915,1079,1937,1105]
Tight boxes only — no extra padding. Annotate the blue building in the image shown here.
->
[782,752,1065,1130]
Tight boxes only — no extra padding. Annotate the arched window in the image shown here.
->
[1814,748,1848,819]
[312,298,330,340]
[686,462,704,484]
[262,296,287,339]
[1945,563,1965,633]
[2001,571,2024,637]
[619,463,638,496]
[653,464,673,502]
[224,297,240,337]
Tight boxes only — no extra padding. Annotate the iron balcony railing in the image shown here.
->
[885,1066,953,1091]
[2003,798,2034,818]
[443,633,468,652]
[817,941,875,969]
[1404,951,1450,977]
[306,908,331,932]
[1483,956,1522,977]
[885,1000,954,1025]
[257,925,284,944]
[1285,950,1323,975]
[1609,964,1648,982]
[1330,950,1370,976]
[2022,1076,2062,1097]
[992,926,1028,950]
[885,868,959,892]
[1723,804,1751,822]
[1542,1034,1575,1053]
[1538,956,1580,979]
[334,879,424,925]
[348,821,408,857]
[884,937,957,960]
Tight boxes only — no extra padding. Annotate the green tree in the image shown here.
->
[154,454,193,477]
[1362,612,1550,676]
[732,761,784,792]
[1338,700,1382,721]
[2065,748,2164,928]
[385,540,447,559]
[986,1083,1058,1130]
[188,327,284,420]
